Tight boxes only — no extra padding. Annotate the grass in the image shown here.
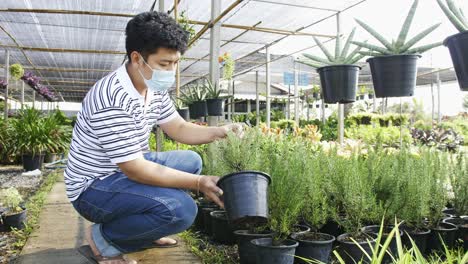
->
[10,170,60,253]
[179,230,238,264]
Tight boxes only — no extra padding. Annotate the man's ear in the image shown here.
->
[130,51,142,66]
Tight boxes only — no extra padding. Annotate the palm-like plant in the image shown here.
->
[352,0,441,56]
[299,28,365,68]
[437,0,467,32]
[178,83,207,105]
[203,79,222,99]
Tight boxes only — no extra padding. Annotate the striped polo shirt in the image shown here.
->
[64,64,178,202]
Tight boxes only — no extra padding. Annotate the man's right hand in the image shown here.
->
[199,176,224,208]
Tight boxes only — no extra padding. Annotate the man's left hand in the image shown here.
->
[220,123,245,138]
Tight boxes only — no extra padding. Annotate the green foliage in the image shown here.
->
[0,117,17,163]
[448,153,468,215]
[299,28,365,68]
[437,0,468,32]
[11,108,49,155]
[219,52,235,80]
[345,125,412,147]
[9,63,24,80]
[463,94,468,110]
[179,83,207,105]
[353,0,441,56]
[177,11,196,40]
[180,230,238,264]
[0,187,23,213]
[203,79,226,99]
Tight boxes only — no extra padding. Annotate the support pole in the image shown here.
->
[255,71,260,125]
[159,0,165,13]
[4,50,9,120]
[209,0,221,125]
[266,46,271,128]
[21,81,24,109]
[294,61,299,124]
[32,91,36,109]
[437,72,441,124]
[336,12,344,144]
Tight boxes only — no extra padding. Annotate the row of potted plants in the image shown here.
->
[20,72,57,101]
[0,187,26,232]
[299,0,468,107]
[194,128,466,264]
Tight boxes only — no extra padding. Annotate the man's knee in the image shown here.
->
[183,150,203,174]
[167,191,197,231]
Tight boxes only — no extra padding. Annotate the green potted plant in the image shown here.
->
[179,84,208,119]
[43,113,72,163]
[299,28,364,104]
[172,96,190,121]
[0,187,26,231]
[0,117,17,165]
[358,85,367,100]
[368,87,375,99]
[352,0,441,98]
[9,63,24,80]
[437,0,468,91]
[11,108,49,171]
[311,85,321,99]
[204,79,226,116]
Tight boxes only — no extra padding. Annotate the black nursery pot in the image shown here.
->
[291,231,335,264]
[2,209,27,231]
[194,201,217,231]
[361,225,403,264]
[400,226,431,254]
[217,171,271,227]
[202,207,217,236]
[206,98,225,116]
[317,65,360,104]
[251,238,298,264]
[188,101,208,119]
[444,31,468,91]
[210,211,236,245]
[443,217,468,250]
[235,230,274,264]
[336,233,376,264]
[427,222,458,254]
[368,94,374,99]
[177,108,190,121]
[22,153,44,171]
[367,54,420,98]
[319,218,346,238]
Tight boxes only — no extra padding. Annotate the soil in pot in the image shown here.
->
[291,231,335,264]
[367,55,420,98]
[235,229,274,264]
[317,65,360,104]
[177,108,190,121]
[361,225,403,264]
[427,222,458,254]
[206,98,225,116]
[400,225,431,254]
[188,101,208,119]
[217,171,271,227]
[444,31,468,91]
[251,238,298,264]
[336,233,376,264]
[289,225,310,237]
[22,153,44,171]
[211,210,236,245]
[2,209,27,231]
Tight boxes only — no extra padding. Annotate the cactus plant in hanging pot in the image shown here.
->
[204,79,229,116]
[179,83,208,119]
[437,0,468,91]
[299,28,364,104]
[352,0,441,98]
[172,96,190,121]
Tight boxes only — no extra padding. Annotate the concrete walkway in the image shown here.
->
[15,175,201,264]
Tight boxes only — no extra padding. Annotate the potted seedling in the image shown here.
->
[172,96,190,121]
[358,85,367,100]
[437,0,468,91]
[0,187,27,231]
[368,87,375,99]
[179,84,208,119]
[43,113,72,163]
[204,79,227,116]
[299,28,364,104]
[311,85,321,99]
[353,0,441,98]
[9,63,24,81]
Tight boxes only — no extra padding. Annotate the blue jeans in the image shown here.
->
[72,150,202,257]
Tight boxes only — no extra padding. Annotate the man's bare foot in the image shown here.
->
[85,226,137,264]
[153,237,178,246]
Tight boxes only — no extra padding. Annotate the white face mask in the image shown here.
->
[138,55,175,93]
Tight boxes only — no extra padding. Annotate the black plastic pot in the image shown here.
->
[368,94,374,99]
[324,104,328,108]
[315,104,320,109]
[188,101,208,119]
[251,238,298,264]
[367,55,420,98]
[291,231,335,264]
[194,201,217,230]
[211,211,236,245]
[313,92,319,99]
[400,226,431,254]
[336,233,376,264]
[427,222,458,254]
[442,208,457,217]
[177,108,190,121]
[22,153,44,171]
[217,171,271,227]
[361,225,403,264]
[289,225,311,237]
[235,230,274,264]
[2,209,27,231]
[359,95,365,100]
[317,65,360,104]
[206,98,225,116]
[202,207,217,236]
[319,218,346,239]
[444,31,468,91]
[443,217,468,250]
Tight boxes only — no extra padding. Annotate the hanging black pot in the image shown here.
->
[177,108,190,121]
[444,31,468,91]
[210,211,236,245]
[361,225,403,264]
[400,225,431,254]
[251,238,298,264]
[188,101,208,119]
[443,217,468,251]
[2,209,27,231]
[317,65,360,104]
[291,231,335,264]
[312,92,319,99]
[336,233,376,264]
[427,222,458,254]
[368,94,374,99]
[206,98,225,116]
[217,171,271,227]
[359,95,365,100]
[235,230,274,264]
[367,55,420,98]
[22,153,44,171]
[315,104,320,109]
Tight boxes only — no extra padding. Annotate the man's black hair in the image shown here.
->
[125,11,189,61]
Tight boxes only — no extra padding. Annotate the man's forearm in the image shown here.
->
[169,122,226,145]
